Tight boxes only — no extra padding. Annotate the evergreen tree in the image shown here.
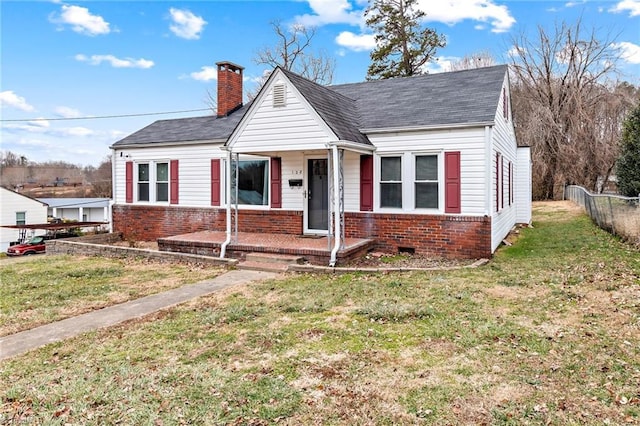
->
[616,102,640,197]
[365,0,445,80]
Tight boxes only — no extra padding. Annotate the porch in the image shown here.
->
[157,231,376,266]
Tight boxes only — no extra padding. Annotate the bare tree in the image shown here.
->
[509,19,624,199]
[447,51,496,71]
[248,20,335,98]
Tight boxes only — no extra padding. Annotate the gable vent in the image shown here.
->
[272,83,286,107]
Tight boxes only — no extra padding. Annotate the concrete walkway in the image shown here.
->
[0,269,277,361]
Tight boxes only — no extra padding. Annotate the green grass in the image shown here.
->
[0,256,223,336]
[1,202,639,424]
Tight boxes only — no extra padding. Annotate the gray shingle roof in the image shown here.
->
[330,65,507,130]
[111,104,249,147]
[111,65,507,148]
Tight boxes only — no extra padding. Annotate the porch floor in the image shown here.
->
[157,231,376,265]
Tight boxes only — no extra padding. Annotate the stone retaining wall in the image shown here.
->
[46,235,236,267]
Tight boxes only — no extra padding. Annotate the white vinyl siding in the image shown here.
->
[368,127,486,215]
[229,73,337,153]
[516,146,532,224]
[490,73,519,252]
[112,143,225,207]
[0,187,48,251]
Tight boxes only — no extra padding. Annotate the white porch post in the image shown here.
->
[220,149,233,258]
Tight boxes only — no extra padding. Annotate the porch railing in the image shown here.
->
[564,185,639,246]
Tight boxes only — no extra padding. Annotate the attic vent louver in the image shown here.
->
[273,83,286,107]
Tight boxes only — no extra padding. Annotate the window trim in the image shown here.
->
[137,162,150,202]
[134,160,174,204]
[375,151,445,213]
[413,153,440,210]
[229,156,271,208]
[379,154,403,210]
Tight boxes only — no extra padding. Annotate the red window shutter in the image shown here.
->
[500,156,505,209]
[360,155,374,211]
[271,157,282,208]
[508,161,513,206]
[495,153,500,212]
[125,161,133,203]
[444,151,461,214]
[211,159,221,206]
[170,160,179,204]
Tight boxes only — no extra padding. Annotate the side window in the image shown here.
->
[16,212,26,225]
[156,162,169,202]
[380,156,402,208]
[415,155,439,209]
[138,163,149,202]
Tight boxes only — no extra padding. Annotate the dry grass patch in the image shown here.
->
[1,201,639,425]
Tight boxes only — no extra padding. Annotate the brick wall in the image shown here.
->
[114,205,491,259]
[344,212,492,259]
[113,205,302,241]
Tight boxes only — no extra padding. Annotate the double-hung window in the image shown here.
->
[415,155,438,209]
[16,212,26,226]
[380,156,402,208]
[156,162,169,202]
[137,164,149,202]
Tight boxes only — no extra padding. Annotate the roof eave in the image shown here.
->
[361,121,495,134]
[110,138,227,150]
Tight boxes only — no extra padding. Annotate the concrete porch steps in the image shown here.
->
[237,252,304,273]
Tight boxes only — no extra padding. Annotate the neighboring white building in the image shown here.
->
[0,187,48,251]
[37,198,112,233]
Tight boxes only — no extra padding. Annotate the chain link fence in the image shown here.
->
[565,185,640,246]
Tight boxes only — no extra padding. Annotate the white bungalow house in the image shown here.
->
[111,61,531,265]
[0,187,48,251]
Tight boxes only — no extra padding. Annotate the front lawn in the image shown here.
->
[1,201,639,424]
[0,256,224,336]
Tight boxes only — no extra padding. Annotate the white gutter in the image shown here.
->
[327,140,376,154]
[329,144,341,267]
[109,139,227,150]
[360,121,494,135]
[220,148,232,259]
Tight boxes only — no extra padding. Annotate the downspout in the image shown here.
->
[329,144,341,267]
[220,149,232,259]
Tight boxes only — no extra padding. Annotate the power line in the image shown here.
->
[0,108,211,123]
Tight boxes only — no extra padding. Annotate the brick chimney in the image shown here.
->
[216,61,244,118]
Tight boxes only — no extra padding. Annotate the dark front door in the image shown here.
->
[308,159,328,231]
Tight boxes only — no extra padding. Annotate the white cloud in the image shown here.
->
[169,8,207,40]
[565,1,587,7]
[295,0,365,27]
[55,106,82,118]
[609,0,640,16]
[422,56,459,74]
[75,54,154,69]
[417,0,516,33]
[2,122,93,137]
[0,91,36,112]
[189,66,217,81]
[612,41,640,64]
[50,5,110,36]
[335,31,376,51]
[64,127,94,137]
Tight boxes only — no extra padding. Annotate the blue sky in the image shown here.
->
[1,0,639,167]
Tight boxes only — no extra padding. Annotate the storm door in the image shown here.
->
[307,158,328,231]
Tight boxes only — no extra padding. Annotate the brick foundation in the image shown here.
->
[113,205,491,259]
[113,205,302,241]
[344,212,491,259]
